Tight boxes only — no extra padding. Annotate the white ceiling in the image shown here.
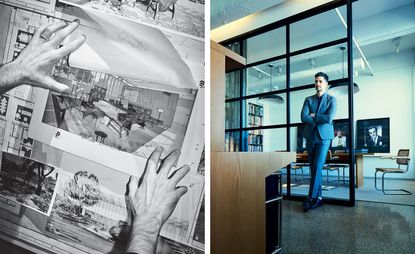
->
[217,0,415,94]
[210,0,285,29]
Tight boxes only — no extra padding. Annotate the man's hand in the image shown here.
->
[310,113,316,118]
[0,19,85,94]
[126,147,190,254]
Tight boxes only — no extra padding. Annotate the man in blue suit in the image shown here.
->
[301,72,336,212]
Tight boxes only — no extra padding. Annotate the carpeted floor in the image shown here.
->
[282,200,415,254]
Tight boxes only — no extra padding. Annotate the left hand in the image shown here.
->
[310,113,316,118]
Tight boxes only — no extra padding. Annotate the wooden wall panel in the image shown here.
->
[211,152,296,254]
[210,47,226,152]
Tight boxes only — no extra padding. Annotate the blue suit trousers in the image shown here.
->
[306,138,331,199]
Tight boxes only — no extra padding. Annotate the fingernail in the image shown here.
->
[73,19,80,24]
[81,34,86,40]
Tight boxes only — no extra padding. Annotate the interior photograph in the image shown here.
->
[211,0,415,253]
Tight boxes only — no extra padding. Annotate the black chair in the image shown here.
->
[375,149,412,195]
[323,150,341,185]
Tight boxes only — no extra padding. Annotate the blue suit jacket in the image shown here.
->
[301,93,336,140]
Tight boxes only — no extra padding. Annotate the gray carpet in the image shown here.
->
[282,200,415,254]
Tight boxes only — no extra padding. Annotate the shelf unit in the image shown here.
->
[248,102,263,152]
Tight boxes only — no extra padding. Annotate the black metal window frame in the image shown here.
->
[222,0,356,206]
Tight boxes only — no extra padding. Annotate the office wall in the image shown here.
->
[353,49,415,179]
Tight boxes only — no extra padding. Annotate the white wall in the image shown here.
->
[349,49,414,179]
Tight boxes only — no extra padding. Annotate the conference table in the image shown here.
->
[296,152,376,188]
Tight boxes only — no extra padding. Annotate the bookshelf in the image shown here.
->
[248,102,263,152]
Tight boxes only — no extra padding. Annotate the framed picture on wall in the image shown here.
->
[296,125,307,153]
[356,118,390,153]
[331,119,350,152]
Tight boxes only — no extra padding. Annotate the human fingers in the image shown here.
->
[41,21,68,41]
[127,176,139,200]
[33,23,49,40]
[145,147,164,177]
[173,186,188,203]
[169,165,190,186]
[158,149,180,176]
[48,19,80,46]
[42,76,70,93]
[54,35,86,60]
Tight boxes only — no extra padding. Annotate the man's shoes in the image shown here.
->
[303,198,323,212]
[310,198,323,209]
[303,198,312,212]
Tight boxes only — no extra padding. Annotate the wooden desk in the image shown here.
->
[296,153,371,188]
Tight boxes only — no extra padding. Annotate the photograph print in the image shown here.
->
[26,5,204,172]
[46,169,130,253]
[0,151,59,215]
[296,124,307,153]
[42,59,197,159]
[330,119,350,152]
[58,0,205,38]
[356,117,390,153]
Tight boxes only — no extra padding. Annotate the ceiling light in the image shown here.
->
[392,37,401,54]
[258,64,284,104]
[328,47,359,95]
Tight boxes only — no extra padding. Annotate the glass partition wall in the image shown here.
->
[222,0,355,206]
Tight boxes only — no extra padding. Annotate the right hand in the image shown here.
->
[11,19,85,93]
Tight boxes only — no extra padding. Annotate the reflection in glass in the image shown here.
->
[246,27,286,64]
[245,59,286,96]
[289,87,349,124]
[290,6,347,52]
[225,131,240,152]
[225,70,240,99]
[289,88,315,124]
[225,101,240,129]
[226,41,241,55]
[243,95,286,128]
[242,128,286,152]
[290,43,350,88]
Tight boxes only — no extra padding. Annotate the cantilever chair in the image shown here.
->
[323,150,341,185]
[375,149,412,195]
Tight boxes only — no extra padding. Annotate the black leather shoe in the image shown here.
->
[310,198,323,209]
[303,198,312,212]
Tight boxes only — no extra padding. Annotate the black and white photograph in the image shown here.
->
[356,117,390,153]
[46,169,130,253]
[161,237,204,254]
[42,63,196,158]
[28,4,204,173]
[296,125,307,153]
[0,0,57,14]
[0,151,59,215]
[58,0,204,38]
[192,195,204,248]
[330,119,350,152]
[0,0,205,253]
